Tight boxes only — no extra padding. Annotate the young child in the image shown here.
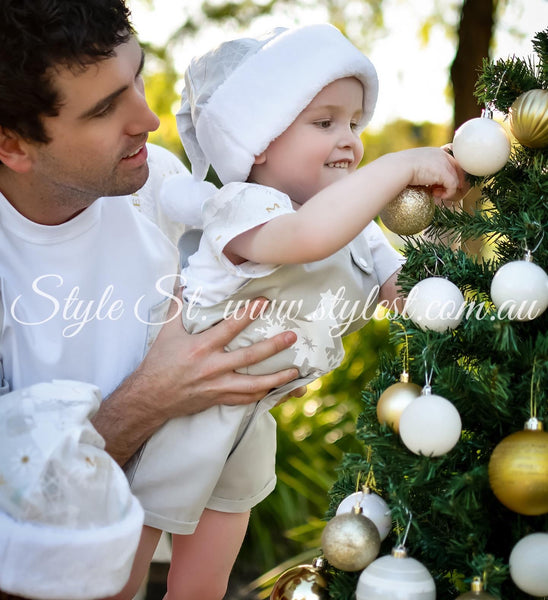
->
[0,380,144,600]
[124,23,464,599]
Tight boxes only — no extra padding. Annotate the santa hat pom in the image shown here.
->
[160,173,217,227]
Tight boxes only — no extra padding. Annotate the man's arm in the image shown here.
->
[92,298,298,466]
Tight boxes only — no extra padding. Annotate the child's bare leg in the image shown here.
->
[165,508,250,600]
[104,525,162,600]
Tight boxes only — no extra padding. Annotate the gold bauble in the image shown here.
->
[377,373,422,433]
[488,419,548,515]
[456,577,499,599]
[321,510,381,571]
[509,89,548,148]
[380,187,435,236]
[457,577,497,600]
[270,558,328,600]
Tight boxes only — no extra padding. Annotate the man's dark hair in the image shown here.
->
[0,0,134,144]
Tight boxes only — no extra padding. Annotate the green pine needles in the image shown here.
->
[325,29,548,600]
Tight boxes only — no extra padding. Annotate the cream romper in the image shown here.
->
[125,183,402,535]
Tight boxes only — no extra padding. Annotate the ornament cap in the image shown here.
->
[421,384,432,396]
[524,417,543,431]
[481,107,494,119]
[399,371,410,384]
[523,250,534,263]
[391,545,408,559]
[312,556,326,570]
[471,577,484,592]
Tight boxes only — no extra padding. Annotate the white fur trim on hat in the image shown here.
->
[177,23,378,184]
[0,495,143,599]
[0,381,144,599]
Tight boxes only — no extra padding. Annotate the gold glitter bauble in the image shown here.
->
[380,187,435,236]
[456,577,499,599]
[377,375,422,433]
[509,89,548,148]
[488,419,548,515]
[270,559,328,600]
[321,511,381,571]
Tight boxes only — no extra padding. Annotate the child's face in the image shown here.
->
[250,77,364,206]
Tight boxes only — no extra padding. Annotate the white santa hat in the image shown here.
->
[161,23,378,226]
[0,380,144,599]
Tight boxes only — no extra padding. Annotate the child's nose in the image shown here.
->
[337,127,356,148]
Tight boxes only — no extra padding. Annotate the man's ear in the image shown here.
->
[0,128,33,173]
[253,152,267,165]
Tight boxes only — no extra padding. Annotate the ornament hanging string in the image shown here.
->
[530,360,539,420]
[363,448,378,493]
[393,321,411,375]
[422,351,435,394]
[423,249,446,279]
[485,68,508,113]
[524,225,544,257]
[355,471,363,494]
[396,508,413,550]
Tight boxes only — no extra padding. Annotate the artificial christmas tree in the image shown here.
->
[323,29,548,599]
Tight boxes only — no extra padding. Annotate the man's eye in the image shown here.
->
[94,103,115,118]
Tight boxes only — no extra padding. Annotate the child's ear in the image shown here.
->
[253,152,267,165]
[0,128,33,173]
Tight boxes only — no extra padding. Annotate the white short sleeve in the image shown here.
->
[202,182,295,277]
[362,221,405,285]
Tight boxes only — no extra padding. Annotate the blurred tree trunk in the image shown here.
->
[450,0,497,257]
[451,0,497,129]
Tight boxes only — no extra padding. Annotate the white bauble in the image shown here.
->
[509,532,548,597]
[356,546,436,600]
[490,259,548,321]
[453,116,511,176]
[336,489,392,541]
[399,391,462,456]
[404,277,465,332]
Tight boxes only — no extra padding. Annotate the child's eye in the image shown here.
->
[315,119,332,129]
[350,121,359,131]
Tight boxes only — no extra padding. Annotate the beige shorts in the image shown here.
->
[124,402,277,535]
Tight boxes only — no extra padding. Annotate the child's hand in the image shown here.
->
[400,146,466,201]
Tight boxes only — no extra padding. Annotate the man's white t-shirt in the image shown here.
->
[0,144,186,396]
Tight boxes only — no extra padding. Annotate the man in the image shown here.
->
[0,0,299,594]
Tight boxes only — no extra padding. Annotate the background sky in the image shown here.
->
[129,0,548,130]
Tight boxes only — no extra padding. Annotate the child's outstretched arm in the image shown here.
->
[227,147,464,265]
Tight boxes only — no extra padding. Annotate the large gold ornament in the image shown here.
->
[509,89,548,148]
[270,558,328,600]
[321,509,381,571]
[379,187,435,236]
[455,577,499,599]
[488,418,548,515]
[377,372,422,433]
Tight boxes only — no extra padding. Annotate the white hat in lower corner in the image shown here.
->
[0,380,144,600]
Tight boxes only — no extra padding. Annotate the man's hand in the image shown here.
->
[92,298,299,465]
